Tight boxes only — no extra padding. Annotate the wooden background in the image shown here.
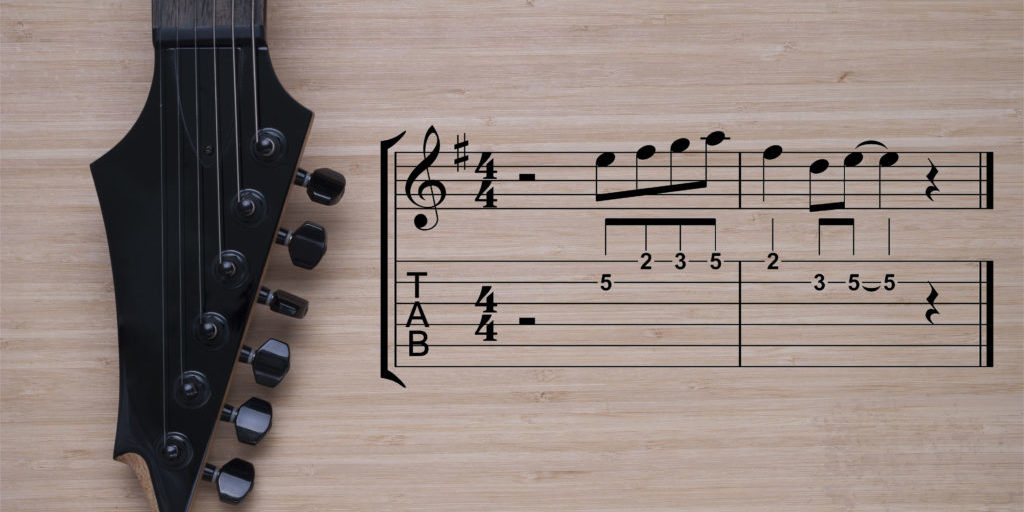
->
[2,1,1022,510]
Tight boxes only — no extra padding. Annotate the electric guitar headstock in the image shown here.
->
[90,1,344,509]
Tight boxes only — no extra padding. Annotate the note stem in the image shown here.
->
[761,156,766,202]
[843,165,847,203]
[877,163,882,208]
[635,156,639,191]
[704,144,709,182]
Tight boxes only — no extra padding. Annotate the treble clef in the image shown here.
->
[405,126,446,230]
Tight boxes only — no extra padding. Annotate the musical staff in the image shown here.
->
[382,128,997,385]
[397,146,994,224]
[391,258,993,368]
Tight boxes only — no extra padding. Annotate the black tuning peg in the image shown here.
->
[294,167,345,205]
[203,458,255,504]
[221,397,273,445]
[276,221,327,269]
[239,338,290,387]
[257,287,308,319]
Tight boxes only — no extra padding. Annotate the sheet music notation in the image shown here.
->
[380,127,996,386]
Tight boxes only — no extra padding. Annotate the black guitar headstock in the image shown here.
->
[89,1,343,510]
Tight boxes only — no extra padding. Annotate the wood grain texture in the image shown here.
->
[2,1,1022,511]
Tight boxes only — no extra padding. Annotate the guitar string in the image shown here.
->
[193,0,204,318]
[155,0,167,447]
[251,0,260,137]
[174,0,185,399]
[231,0,242,197]
[212,0,224,265]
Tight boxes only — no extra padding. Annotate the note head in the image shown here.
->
[670,138,690,153]
[763,145,783,160]
[595,152,616,167]
[880,152,899,167]
[809,159,830,174]
[843,152,863,167]
[636,145,656,161]
[704,131,727,146]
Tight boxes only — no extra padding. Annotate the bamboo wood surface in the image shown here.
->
[2,1,1023,511]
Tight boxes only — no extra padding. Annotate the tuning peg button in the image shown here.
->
[276,221,327,269]
[203,458,255,504]
[294,167,346,205]
[221,397,273,445]
[239,339,290,387]
[257,287,308,318]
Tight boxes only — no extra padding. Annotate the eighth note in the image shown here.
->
[925,158,940,201]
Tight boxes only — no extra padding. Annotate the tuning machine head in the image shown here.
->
[258,287,308,318]
[221,398,273,445]
[239,339,291,387]
[276,221,327,269]
[294,167,346,205]
[203,458,255,504]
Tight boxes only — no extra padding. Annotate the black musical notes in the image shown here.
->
[594,142,708,201]
[669,137,690,185]
[761,145,783,201]
[394,131,992,212]
[925,158,940,200]
[701,131,729,183]
[925,283,940,324]
[404,126,446,230]
[808,158,846,212]
[635,144,656,189]
[594,151,616,196]
[384,129,998,376]
[853,140,900,207]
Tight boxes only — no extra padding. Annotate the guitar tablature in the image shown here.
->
[380,128,995,386]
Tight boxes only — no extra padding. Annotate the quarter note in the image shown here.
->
[925,158,940,201]
[761,144,783,201]
[405,126,446,230]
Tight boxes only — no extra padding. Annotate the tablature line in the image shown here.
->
[396,206,990,210]
[397,322,988,327]
[393,280,983,284]
[396,344,986,348]
[395,301,986,306]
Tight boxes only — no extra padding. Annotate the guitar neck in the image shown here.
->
[152,0,266,44]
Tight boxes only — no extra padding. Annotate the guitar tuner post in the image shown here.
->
[203,458,255,505]
[258,287,308,319]
[275,221,328,269]
[220,398,273,445]
[294,167,346,205]
[239,338,291,387]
